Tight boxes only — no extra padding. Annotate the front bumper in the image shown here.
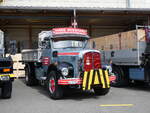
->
[0,74,15,81]
[58,69,114,90]
[58,78,82,85]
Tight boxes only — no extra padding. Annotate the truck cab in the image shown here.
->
[0,30,15,99]
[22,28,111,99]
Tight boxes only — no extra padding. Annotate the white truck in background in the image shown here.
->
[91,25,150,86]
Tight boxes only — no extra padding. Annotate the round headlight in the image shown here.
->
[61,68,69,76]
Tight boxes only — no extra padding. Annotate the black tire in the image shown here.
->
[111,66,128,87]
[1,81,12,99]
[134,80,145,86]
[47,71,63,99]
[93,87,110,96]
[25,63,38,86]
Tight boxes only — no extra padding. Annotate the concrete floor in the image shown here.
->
[0,79,150,113]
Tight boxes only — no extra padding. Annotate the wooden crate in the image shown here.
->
[120,30,137,49]
[91,37,106,50]
[105,34,120,50]
[137,29,146,41]
[90,29,146,51]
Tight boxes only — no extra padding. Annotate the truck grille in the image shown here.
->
[0,61,11,67]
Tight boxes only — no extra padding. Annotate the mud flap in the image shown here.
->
[82,69,110,90]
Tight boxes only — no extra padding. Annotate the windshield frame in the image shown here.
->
[51,37,88,49]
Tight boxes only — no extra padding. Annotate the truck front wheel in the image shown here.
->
[1,81,12,99]
[93,87,110,95]
[47,71,63,99]
[25,64,38,86]
[111,66,128,87]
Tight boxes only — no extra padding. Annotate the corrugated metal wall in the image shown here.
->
[5,29,29,50]
[0,0,127,8]
[4,28,38,51]
[1,0,150,9]
[130,0,150,8]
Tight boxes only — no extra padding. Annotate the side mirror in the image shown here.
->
[111,51,115,57]
[52,51,58,57]
[92,41,96,49]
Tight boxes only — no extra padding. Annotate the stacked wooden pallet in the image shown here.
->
[11,54,25,78]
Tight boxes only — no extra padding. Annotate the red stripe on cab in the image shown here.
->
[58,52,79,56]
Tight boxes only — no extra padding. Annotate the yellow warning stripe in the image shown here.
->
[99,69,106,88]
[100,104,134,107]
[82,71,88,90]
[87,70,93,90]
[0,74,15,78]
[104,70,110,88]
[94,70,98,84]
[82,69,110,90]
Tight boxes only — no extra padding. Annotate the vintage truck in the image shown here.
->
[91,25,150,86]
[0,30,15,99]
[22,27,113,99]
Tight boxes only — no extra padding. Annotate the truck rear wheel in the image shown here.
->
[47,71,63,99]
[111,66,128,87]
[1,81,12,99]
[25,63,38,86]
[93,87,110,95]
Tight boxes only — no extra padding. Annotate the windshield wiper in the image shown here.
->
[83,40,88,49]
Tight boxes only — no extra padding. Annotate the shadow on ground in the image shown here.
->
[112,82,150,92]
[19,78,101,101]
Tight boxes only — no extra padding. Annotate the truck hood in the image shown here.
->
[56,49,100,78]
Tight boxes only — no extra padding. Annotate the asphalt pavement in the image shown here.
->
[0,79,150,113]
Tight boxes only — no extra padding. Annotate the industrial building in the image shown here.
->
[0,0,150,50]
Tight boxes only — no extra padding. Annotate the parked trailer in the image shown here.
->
[90,25,150,86]
[22,27,114,99]
[0,30,15,99]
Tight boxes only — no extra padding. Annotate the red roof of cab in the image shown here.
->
[52,28,88,36]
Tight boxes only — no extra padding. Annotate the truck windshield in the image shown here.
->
[52,40,87,49]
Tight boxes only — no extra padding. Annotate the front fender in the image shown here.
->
[57,62,74,78]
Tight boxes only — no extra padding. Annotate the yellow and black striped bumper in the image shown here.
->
[82,69,110,90]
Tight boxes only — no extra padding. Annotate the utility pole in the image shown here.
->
[72,9,77,28]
